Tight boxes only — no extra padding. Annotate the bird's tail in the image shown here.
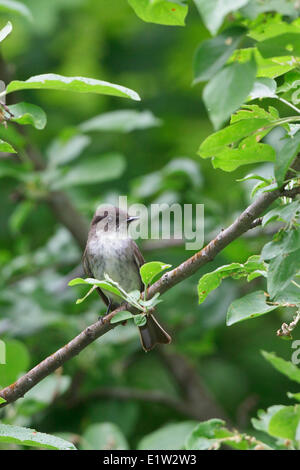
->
[138,313,171,352]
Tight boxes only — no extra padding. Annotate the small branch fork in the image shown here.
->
[0,173,299,407]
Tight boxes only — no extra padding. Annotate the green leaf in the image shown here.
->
[134,314,147,327]
[128,0,188,27]
[193,0,249,35]
[0,397,6,404]
[7,102,47,130]
[0,21,12,43]
[198,256,266,304]
[5,73,140,101]
[230,47,295,78]
[50,152,126,189]
[258,33,300,59]
[140,261,172,286]
[203,58,257,129]
[226,290,278,326]
[268,405,300,441]
[193,26,246,84]
[248,77,277,100]
[0,424,76,450]
[0,139,16,153]
[110,311,134,324]
[185,419,254,450]
[262,351,300,384]
[252,405,285,433]
[138,421,197,450]
[0,339,30,388]
[212,143,275,171]
[267,248,300,299]
[275,131,300,186]
[261,228,300,261]
[241,0,298,19]
[69,277,124,301]
[47,132,90,167]
[287,392,300,402]
[199,117,272,157]
[263,201,300,226]
[79,109,161,133]
[81,423,128,450]
[0,0,32,20]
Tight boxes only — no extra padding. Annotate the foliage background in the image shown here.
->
[0,0,299,450]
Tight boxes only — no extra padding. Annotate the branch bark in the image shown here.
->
[1,183,298,407]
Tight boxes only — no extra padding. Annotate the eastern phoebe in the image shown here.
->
[83,205,171,351]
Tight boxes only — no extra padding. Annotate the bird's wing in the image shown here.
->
[82,247,109,306]
[131,240,145,292]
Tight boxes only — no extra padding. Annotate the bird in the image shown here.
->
[83,205,171,351]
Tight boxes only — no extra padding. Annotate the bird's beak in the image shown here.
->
[127,216,139,223]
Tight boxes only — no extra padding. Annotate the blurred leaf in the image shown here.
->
[263,201,300,226]
[134,314,147,327]
[138,421,196,450]
[7,102,47,130]
[198,256,266,304]
[267,248,300,298]
[261,228,300,261]
[110,311,134,324]
[275,131,300,186]
[241,0,298,18]
[9,200,34,234]
[50,153,126,189]
[6,74,141,101]
[258,33,300,58]
[140,261,172,286]
[248,77,277,100]
[268,405,300,440]
[0,424,76,450]
[128,0,188,26]
[0,21,12,42]
[0,0,32,20]
[226,290,278,326]
[193,0,249,35]
[288,392,300,402]
[0,339,30,388]
[81,423,129,450]
[193,26,246,84]
[47,132,90,167]
[0,139,16,153]
[203,58,257,129]
[79,109,161,133]
[262,351,300,384]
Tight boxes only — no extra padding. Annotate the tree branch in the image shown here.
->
[1,183,298,407]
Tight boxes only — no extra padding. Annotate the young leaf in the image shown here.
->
[203,58,257,129]
[128,0,188,27]
[5,74,140,101]
[134,314,147,327]
[140,261,172,286]
[7,102,47,130]
[262,351,300,384]
[198,256,266,304]
[226,290,278,326]
[0,139,16,153]
[0,21,12,43]
[0,424,76,450]
[110,311,134,324]
[68,277,124,299]
[268,406,300,441]
[193,26,246,84]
